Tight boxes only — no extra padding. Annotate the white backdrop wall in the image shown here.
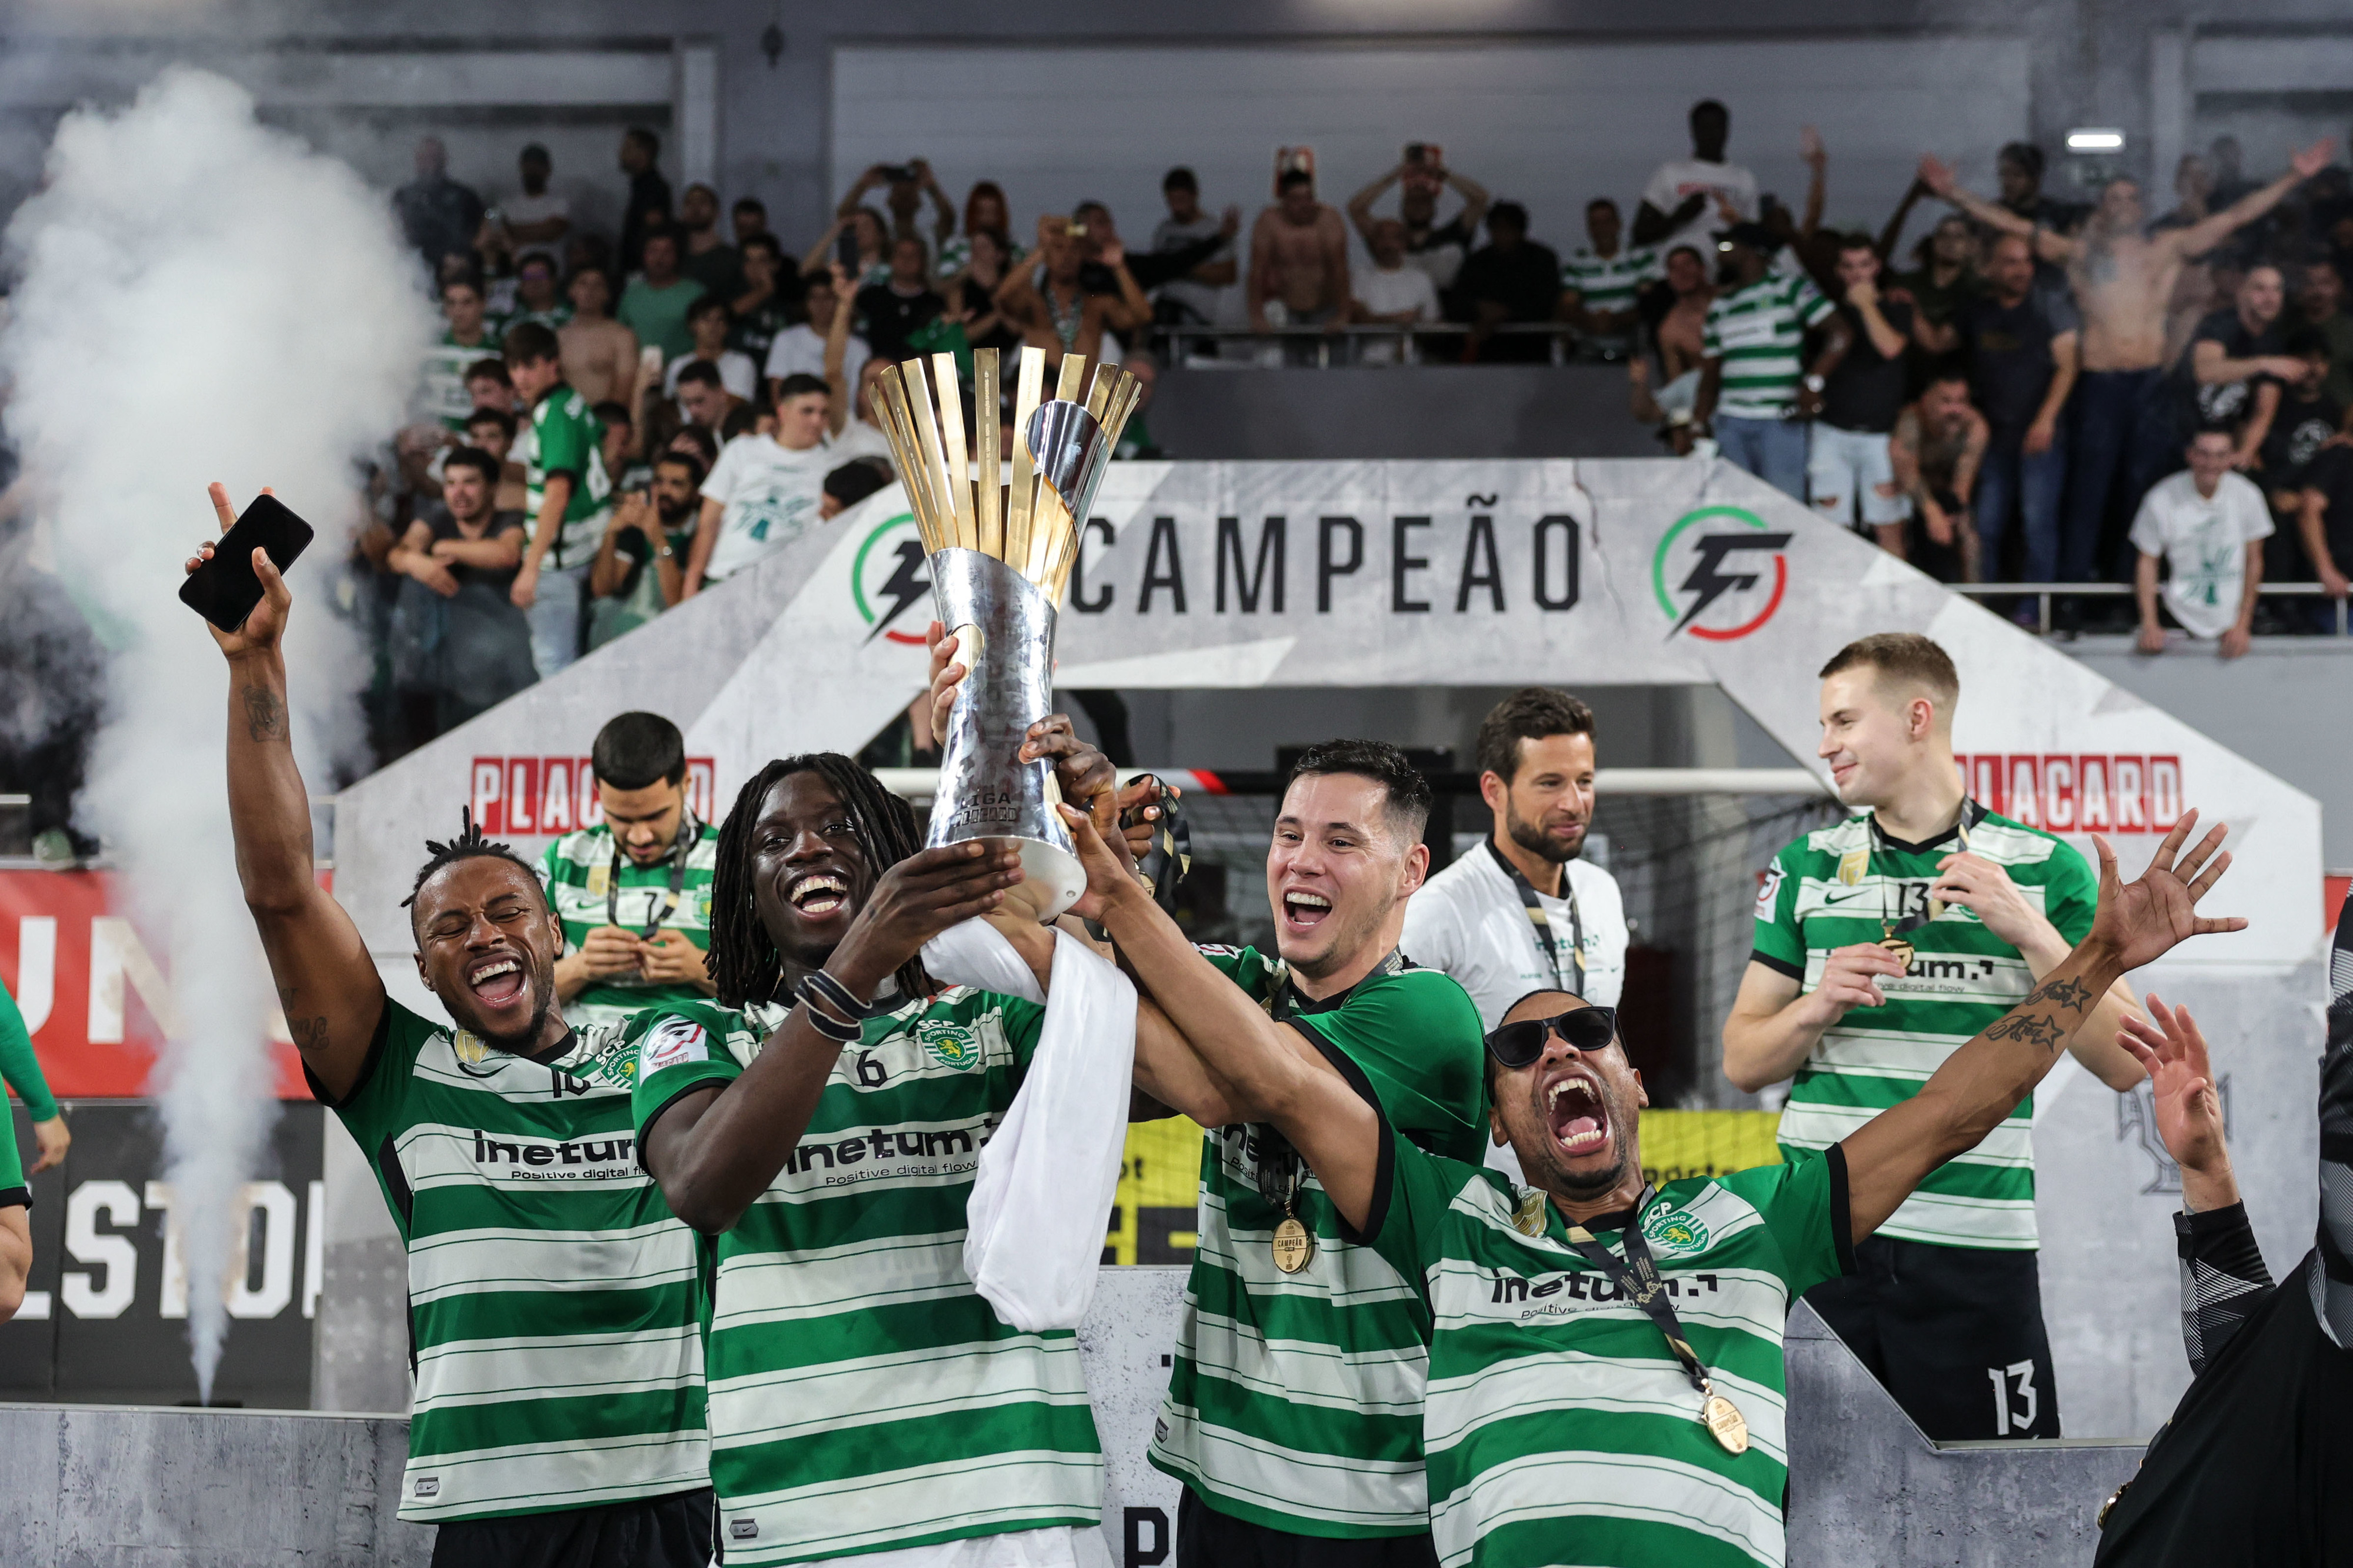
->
[832,37,2032,266]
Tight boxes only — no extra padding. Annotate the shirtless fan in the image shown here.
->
[875,344,1141,920]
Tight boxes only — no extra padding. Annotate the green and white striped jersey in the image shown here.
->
[1358,1131,1851,1568]
[628,993,1104,1565]
[419,329,501,431]
[1702,272,1835,420]
[1752,808,2097,1250]
[318,1000,707,1524]
[536,821,721,1033]
[1559,245,1661,319]
[1148,946,1488,1538]
[518,385,614,569]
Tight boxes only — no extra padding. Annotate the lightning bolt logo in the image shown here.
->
[1651,506,1792,641]
[1671,532,1790,635]
[865,539,931,644]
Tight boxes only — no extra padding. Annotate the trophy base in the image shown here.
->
[990,835,1085,923]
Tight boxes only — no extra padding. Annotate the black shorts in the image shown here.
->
[429,1487,716,1568]
[1804,1235,2060,1440]
[1177,1487,1438,1568]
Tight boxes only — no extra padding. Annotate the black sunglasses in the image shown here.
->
[1484,1006,1620,1070]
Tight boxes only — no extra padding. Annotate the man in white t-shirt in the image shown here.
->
[1402,688,1628,1178]
[681,373,834,594]
[763,268,868,403]
[1634,99,1758,258]
[492,144,571,268]
[2131,425,2274,658]
[1348,218,1441,365]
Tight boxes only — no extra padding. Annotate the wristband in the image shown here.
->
[804,968,896,1021]
[793,979,865,1043]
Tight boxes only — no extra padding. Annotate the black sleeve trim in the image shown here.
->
[302,1000,391,1112]
[1288,1017,1397,1247]
[1749,949,1804,982]
[636,1076,731,1173]
[1824,1143,1856,1280]
[0,1185,28,1211]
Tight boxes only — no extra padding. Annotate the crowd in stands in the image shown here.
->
[369,111,2353,758]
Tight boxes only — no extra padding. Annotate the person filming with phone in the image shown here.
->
[540,712,721,1033]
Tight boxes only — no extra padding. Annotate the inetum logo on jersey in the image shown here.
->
[1954,753,2184,835]
[852,511,931,646]
[1654,506,1791,641]
[468,756,716,836]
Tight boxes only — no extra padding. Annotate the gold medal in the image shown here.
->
[1511,1189,1549,1237]
[1878,934,1915,970]
[1271,1215,1315,1274]
[1701,1392,1749,1454]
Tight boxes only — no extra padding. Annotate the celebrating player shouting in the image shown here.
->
[190,492,711,1564]
[1068,785,2240,1568]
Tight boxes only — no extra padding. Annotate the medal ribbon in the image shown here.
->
[1875,798,1984,942]
[1560,1191,1719,1405]
[1252,948,1409,1215]
[609,810,698,939]
[1485,841,1585,990]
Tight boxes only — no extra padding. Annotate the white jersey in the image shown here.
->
[1402,842,1627,1185]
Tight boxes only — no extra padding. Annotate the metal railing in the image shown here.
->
[1153,321,1584,369]
[1953,582,2352,638]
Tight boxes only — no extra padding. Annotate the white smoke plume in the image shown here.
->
[1,67,431,1399]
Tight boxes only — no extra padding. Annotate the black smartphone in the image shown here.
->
[179,492,314,633]
[834,229,861,271]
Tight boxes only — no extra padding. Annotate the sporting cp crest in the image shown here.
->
[916,1019,983,1072]
[1642,1207,1711,1256]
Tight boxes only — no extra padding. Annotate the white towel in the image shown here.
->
[923,918,1136,1330]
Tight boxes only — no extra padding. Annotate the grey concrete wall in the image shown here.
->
[1151,366,1657,463]
[1,1285,2139,1567]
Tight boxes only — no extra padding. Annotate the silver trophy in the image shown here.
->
[876,345,1143,920]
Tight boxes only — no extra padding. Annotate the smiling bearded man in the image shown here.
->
[192,496,711,1568]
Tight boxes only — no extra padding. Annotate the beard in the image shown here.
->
[1506,799,1587,865]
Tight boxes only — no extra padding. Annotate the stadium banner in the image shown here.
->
[0,870,315,1099]
[338,458,2320,970]
[0,1100,323,1408]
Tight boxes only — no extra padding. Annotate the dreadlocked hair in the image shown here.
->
[708,753,931,1009]
[403,807,547,925]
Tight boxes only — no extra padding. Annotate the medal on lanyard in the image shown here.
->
[1257,950,1406,1273]
[1485,842,1584,991]
[1564,1198,1749,1456]
[1877,804,1978,972]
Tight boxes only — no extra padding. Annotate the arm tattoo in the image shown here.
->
[241,685,288,743]
[2035,974,2096,1016]
[1983,1012,2065,1053]
[287,1016,329,1055]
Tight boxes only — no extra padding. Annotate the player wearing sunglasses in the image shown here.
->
[1065,795,2241,1568]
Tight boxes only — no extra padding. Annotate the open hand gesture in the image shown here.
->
[1917,155,1958,198]
[2116,995,2228,1180]
[2293,139,2337,182]
[185,482,291,658]
[2087,810,2246,973]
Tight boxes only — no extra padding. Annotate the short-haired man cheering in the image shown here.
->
[1723,632,2145,1439]
[1069,788,2240,1568]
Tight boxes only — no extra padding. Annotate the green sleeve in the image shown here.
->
[981,992,1049,1071]
[536,402,592,482]
[2040,837,2099,946]
[629,1002,747,1145]
[1748,845,1807,979]
[1195,943,1284,1003]
[0,1103,25,1205]
[311,998,433,1155]
[1289,968,1487,1163]
[0,977,58,1122]
[1701,305,1722,358]
[1717,1145,1854,1297]
[1798,276,1835,329]
[1353,1124,1474,1290]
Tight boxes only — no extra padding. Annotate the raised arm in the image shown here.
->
[1346,166,1401,243]
[1842,813,2242,1243]
[2165,139,2333,261]
[1069,805,1385,1228]
[0,979,64,1175]
[1445,168,1491,233]
[188,486,384,1103]
[1799,126,1827,239]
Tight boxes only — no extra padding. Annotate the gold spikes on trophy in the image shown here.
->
[872,345,1143,604]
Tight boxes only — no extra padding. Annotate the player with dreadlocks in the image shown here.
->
[628,639,1233,1568]
[189,491,714,1568]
